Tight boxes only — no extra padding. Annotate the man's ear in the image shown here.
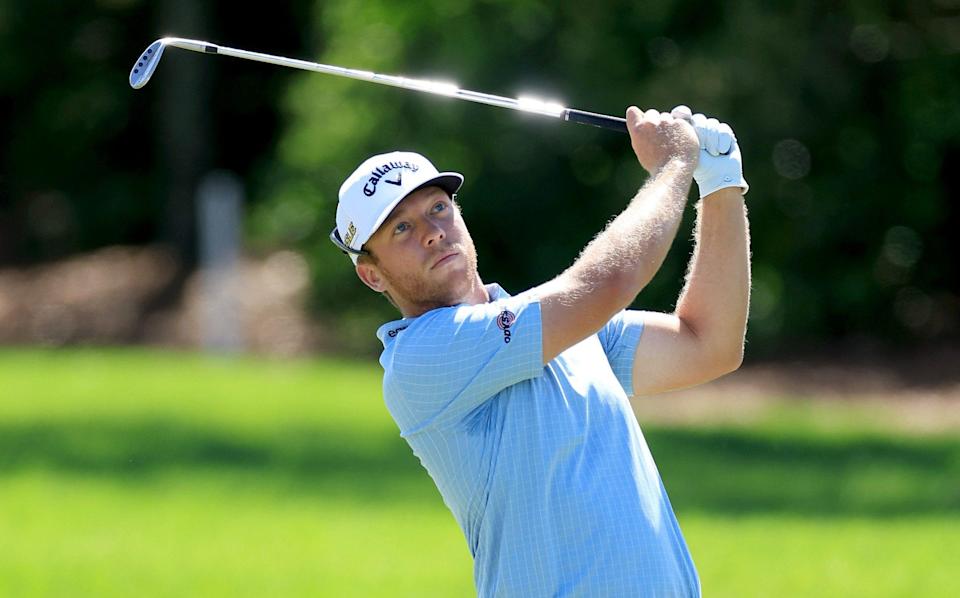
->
[356,261,387,292]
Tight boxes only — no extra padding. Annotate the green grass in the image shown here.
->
[1,348,958,597]
[686,515,960,597]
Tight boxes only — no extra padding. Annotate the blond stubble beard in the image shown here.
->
[378,238,481,314]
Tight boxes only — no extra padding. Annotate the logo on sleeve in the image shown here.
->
[387,325,408,338]
[496,310,516,344]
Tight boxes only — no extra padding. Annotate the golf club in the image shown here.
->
[129,37,628,134]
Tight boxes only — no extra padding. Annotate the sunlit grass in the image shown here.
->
[1,348,958,597]
[0,471,473,597]
[686,514,960,597]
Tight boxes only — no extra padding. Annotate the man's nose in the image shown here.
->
[424,220,445,246]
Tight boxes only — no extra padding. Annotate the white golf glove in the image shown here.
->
[671,105,749,198]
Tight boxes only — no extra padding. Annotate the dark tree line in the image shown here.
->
[1,0,957,354]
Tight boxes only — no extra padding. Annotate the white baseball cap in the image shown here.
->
[330,151,464,264]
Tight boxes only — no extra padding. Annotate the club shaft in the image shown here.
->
[161,38,628,134]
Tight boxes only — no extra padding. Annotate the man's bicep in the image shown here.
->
[533,277,630,364]
[630,311,726,396]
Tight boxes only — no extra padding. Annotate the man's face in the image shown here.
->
[356,186,480,314]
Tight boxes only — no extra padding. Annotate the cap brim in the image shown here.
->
[416,172,463,197]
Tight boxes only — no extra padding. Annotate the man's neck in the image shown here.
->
[399,275,490,318]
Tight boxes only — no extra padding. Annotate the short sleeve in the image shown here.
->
[596,310,645,398]
[383,294,543,434]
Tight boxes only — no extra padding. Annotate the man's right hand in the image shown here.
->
[626,106,700,175]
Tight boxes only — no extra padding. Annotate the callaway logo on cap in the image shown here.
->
[330,151,464,264]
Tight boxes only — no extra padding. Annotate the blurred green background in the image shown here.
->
[1,0,959,596]
[1,0,957,351]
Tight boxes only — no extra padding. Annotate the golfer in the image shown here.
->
[330,105,750,597]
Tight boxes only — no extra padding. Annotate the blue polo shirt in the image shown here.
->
[376,283,699,597]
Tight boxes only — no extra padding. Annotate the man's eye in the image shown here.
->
[394,222,409,234]
[433,202,446,213]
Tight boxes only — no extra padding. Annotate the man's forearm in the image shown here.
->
[675,188,751,364]
[563,160,694,308]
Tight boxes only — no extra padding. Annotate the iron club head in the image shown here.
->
[129,39,166,89]
[129,38,216,89]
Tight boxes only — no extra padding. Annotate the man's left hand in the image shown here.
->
[671,105,749,199]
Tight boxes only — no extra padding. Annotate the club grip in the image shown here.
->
[563,109,628,134]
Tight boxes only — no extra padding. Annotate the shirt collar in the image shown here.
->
[376,282,509,345]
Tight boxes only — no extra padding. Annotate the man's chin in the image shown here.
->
[386,256,478,312]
